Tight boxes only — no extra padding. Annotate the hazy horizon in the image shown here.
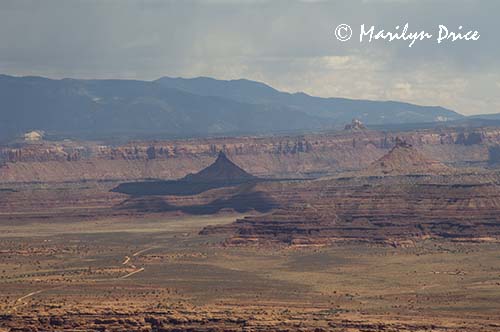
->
[0,0,498,115]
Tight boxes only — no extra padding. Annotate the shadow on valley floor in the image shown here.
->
[113,151,285,214]
[111,151,262,197]
[111,179,261,196]
[117,184,278,215]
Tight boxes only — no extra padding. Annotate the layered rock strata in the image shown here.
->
[2,127,500,183]
[201,145,500,245]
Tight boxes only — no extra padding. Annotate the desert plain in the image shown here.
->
[1,127,500,331]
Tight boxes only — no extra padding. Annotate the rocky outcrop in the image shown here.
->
[488,145,500,165]
[2,306,488,332]
[182,151,256,182]
[344,118,366,131]
[2,127,500,183]
[0,132,386,183]
[363,138,451,176]
[201,147,500,246]
[112,151,259,196]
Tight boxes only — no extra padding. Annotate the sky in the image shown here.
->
[0,0,498,115]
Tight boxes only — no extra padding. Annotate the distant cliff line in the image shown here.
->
[0,127,498,183]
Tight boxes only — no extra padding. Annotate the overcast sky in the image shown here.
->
[0,0,498,115]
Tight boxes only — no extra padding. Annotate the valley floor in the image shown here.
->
[1,208,500,331]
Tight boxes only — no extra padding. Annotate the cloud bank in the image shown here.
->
[0,0,498,115]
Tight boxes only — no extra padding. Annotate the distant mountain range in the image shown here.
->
[0,74,469,142]
[470,113,500,120]
[156,77,461,124]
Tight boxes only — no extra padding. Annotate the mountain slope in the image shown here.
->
[156,76,463,124]
[0,74,464,142]
[470,113,500,120]
[0,75,325,142]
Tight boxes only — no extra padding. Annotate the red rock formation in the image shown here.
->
[182,151,256,182]
[1,127,500,183]
[344,118,366,131]
[200,146,500,246]
[363,138,451,175]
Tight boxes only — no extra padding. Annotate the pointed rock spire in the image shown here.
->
[365,140,451,176]
[182,151,256,182]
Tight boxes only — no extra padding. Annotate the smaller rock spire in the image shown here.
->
[344,119,366,131]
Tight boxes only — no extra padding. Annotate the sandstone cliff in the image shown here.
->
[1,127,499,183]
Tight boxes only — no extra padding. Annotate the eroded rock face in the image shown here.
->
[200,147,500,246]
[363,139,451,176]
[182,151,256,182]
[455,131,484,145]
[2,306,484,332]
[112,151,259,196]
[488,145,500,165]
[2,127,500,183]
[0,132,383,183]
[344,118,366,131]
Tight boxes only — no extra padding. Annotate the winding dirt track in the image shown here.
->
[132,247,157,257]
[15,290,44,303]
[119,246,157,278]
[119,267,145,279]
[11,246,157,310]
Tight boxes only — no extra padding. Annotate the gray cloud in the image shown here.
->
[0,0,498,115]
